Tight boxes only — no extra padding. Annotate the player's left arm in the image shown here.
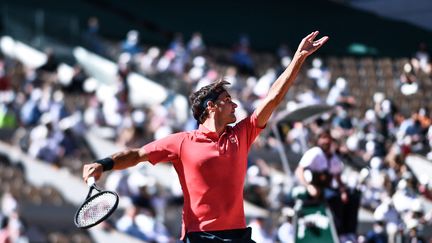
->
[255,31,329,127]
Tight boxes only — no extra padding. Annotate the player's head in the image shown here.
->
[190,80,235,124]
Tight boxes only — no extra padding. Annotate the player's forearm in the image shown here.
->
[255,52,307,126]
[268,52,307,104]
[109,147,148,170]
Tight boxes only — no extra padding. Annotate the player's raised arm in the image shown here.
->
[82,147,148,182]
[254,31,329,127]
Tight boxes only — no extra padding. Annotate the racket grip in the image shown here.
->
[87,177,96,186]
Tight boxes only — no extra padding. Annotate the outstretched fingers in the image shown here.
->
[313,36,329,47]
[297,31,329,56]
[307,31,320,41]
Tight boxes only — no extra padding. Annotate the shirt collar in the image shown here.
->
[197,124,232,140]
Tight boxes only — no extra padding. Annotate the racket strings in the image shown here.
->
[76,192,118,227]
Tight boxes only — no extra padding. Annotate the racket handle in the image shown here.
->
[87,177,96,186]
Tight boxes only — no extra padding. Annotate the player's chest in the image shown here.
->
[181,134,242,167]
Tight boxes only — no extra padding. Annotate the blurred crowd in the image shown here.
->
[1,16,432,243]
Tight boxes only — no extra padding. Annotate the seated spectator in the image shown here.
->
[326,77,355,108]
[399,62,418,96]
[307,57,331,90]
[365,220,388,243]
[414,42,430,74]
[295,130,360,239]
[404,218,427,243]
[373,196,403,243]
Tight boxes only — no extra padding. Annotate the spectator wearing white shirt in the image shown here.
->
[295,130,359,239]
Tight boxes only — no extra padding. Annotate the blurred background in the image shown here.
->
[0,0,432,242]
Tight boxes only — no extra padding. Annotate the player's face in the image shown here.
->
[214,91,238,124]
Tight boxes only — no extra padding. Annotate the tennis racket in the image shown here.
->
[74,177,119,229]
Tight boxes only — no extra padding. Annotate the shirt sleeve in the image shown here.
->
[298,147,319,168]
[142,132,186,165]
[233,112,265,148]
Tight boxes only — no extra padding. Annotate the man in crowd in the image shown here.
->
[295,130,359,241]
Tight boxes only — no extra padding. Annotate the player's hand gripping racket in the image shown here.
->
[74,177,119,229]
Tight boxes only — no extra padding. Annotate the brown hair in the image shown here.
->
[314,129,333,145]
[189,80,230,124]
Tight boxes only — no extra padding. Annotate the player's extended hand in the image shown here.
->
[296,31,329,57]
[83,163,103,183]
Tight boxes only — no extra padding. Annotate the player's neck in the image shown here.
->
[202,118,226,136]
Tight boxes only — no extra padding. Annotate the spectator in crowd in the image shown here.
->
[1,192,28,243]
[82,16,106,56]
[326,77,355,108]
[295,129,359,241]
[247,217,274,243]
[414,42,430,74]
[232,34,255,75]
[116,202,172,243]
[187,32,206,55]
[399,62,418,96]
[373,196,403,243]
[66,64,88,93]
[277,207,295,243]
[36,48,59,75]
[19,88,42,127]
[365,220,388,243]
[121,30,143,56]
[307,57,331,91]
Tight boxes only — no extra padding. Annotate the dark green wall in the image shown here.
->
[2,0,432,57]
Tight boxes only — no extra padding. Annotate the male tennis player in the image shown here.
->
[83,31,328,242]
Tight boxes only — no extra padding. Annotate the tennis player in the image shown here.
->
[83,31,328,242]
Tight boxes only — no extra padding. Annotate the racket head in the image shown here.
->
[74,187,119,229]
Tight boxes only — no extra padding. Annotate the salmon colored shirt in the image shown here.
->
[143,113,264,239]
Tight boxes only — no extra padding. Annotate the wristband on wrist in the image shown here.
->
[95,157,114,171]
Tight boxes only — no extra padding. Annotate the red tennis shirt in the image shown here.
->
[143,112,264,239]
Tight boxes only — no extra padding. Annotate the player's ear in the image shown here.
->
[206,100,218,115]
[207,100,216,109]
